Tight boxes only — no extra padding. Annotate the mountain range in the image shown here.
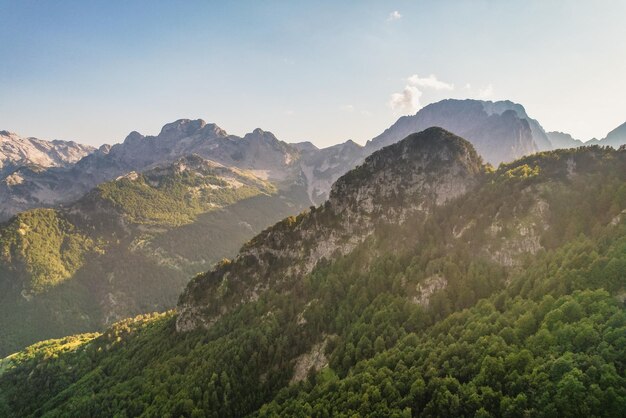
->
[0,155,308,355]
[0,98,624,357]
[2,99,625,222]
[0,130,94,176]
[1,127,624,416]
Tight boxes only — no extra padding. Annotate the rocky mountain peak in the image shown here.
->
[292,141,319,152]
[546,131,584,149]
[176,128,483,332]
[367,99,550,165]
[603,120,626,147]
[158,118,207,138]
[244,128,281,144]
[0,130,95,173]
[329,127,482,218]
[123,131,144,145]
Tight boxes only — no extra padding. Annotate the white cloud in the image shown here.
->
[340,104,355,112]
[478,84,494,98]
[407,74,454,91]
[387,11,402,22]
[465,83,472,90]
[389,73,454,114]
[389,85,422,113]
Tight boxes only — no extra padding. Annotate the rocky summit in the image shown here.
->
[176,128,484,331]
[367,99,553,165]
[0,130,95,176]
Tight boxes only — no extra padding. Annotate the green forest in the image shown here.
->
[0,158,309,357]
[0,144,625,417]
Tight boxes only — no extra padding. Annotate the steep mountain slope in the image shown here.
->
[548,120,626,149]
[78,121,301,186]
[0,155,309,356]
[0,100,555,220]
[368,99,553,165]
[0,120,303,221]
[1,130,624,417]
[1,100,601,220]
[296,139,365,202]
[0,130,95,176]
[178,128,483,331]
[546,131,585,148]
[601,121,626,148]
[0,131,96,219]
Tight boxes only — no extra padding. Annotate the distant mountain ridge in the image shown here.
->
[600,121,626,147]
[1,99,623,221]
[0,154,309,355]
[366,99,552,164]
[546,131,585,148]
[0,130,94,176]
[3,129,625,417]
[548,121,626,149]
[0,121,304,221]
[178,127,483,331]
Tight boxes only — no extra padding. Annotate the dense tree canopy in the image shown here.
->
[0,146,625,417]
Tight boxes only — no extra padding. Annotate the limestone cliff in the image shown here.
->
[176,128,484,331]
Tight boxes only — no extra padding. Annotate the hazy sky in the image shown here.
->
[1,1,625,147]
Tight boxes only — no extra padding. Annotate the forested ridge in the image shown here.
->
[0,156,308,356]
[0,137,625,417]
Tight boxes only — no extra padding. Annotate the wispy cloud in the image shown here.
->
[407,74,454,91]
[389,73,454,113]
[389,85,422,114]
[478,84,494,98]
[339,104,355,112]
[387,11,402,22]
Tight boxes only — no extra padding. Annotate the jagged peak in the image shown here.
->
[416,98,529,118]
[159,119,207,137]
[176,127,483,332]
[156,119,227,141]
[243,128,280,143]
[606,120,626,137]
[331,127,482,204]
[292,141,319,152]
[123,131,144,144]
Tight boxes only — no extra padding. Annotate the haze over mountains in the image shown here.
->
[0,131,94,176]
[0,154,308,355]
[1,127,624,416]
[1,99,624,222]
[1,98,625,355]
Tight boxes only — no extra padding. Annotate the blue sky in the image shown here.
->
[1,1,625,147]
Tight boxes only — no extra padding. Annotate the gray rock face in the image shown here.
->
[367,99,552,165]
[176,128,483,332]
[0,132,96,219]
[3,99,610,221]
[601,121,626,148]
[0,120,303,220]
[546,131,585,149]
[95,121,298,183]
[0,131,94,175]
[548,120,626,149]
[298,139,365,203]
